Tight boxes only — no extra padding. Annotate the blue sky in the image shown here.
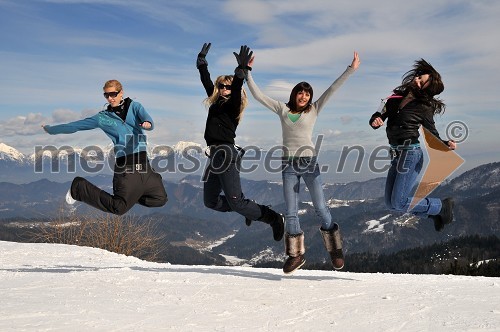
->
[1,0,499,175]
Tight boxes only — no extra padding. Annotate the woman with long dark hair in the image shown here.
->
[246,52,360,274]
[369,59,456,232]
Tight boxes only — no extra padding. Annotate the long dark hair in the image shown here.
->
[394,59,446,115]
[286,82,314,113]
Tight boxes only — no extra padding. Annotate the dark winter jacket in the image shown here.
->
[369,94,448,146]
[198,64,243,146]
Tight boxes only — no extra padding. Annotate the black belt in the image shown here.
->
[115,162,148,173]
[389,144,420,159]
[205,144,244,158]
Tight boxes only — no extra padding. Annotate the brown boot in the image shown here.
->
[283,232,305,274]
[320,224,344,270]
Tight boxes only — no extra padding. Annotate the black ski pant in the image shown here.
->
[71,163,167,215]
[203,145,263,221]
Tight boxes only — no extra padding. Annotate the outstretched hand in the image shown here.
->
[233,45,253,68]
[41,124,49,133]
[196,42,211,68]
[350,51,360,70]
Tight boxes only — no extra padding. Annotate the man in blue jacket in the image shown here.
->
[43,79,167,215]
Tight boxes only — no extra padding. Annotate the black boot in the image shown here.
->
[283,232,306,274]
[439,198,454,225]
[431,198,454,232]
[245,200,256,226]
[320,223,344,270]
[257,206,284,241]
[429,215,445,232]
[429,215,443,232]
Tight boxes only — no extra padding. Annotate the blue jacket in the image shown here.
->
[44,100,153,157]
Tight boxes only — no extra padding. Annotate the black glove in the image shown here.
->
[196,42,211,68]
[233,45,253,68]
[233,45,253,78]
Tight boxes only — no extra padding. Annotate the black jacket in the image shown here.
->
[198,64,243,146]
[369,95,447,146]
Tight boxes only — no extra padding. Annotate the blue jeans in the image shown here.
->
[282,157,333,235]
[385,147,442,217]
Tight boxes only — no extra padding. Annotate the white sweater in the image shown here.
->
[246,66,355,157]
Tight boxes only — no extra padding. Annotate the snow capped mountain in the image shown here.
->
[448,161,500,192]
[152,141,204,156]
[0,141,207,183]
[362,213,417,234]
[0,143,25,163]
[2,141,205,165]
[172,141,203,154]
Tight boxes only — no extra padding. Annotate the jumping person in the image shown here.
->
[196,43,284,242]
[246,52,360,274]
[43,79,167,215]
[369,59,456,232]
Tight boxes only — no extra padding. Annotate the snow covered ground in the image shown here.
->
[1,240,499,331]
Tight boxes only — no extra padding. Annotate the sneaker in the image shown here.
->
[283,254,305,274]
[65,189,76,205]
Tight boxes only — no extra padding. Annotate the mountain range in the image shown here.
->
[1,138,499,267]
[0,141,407,184]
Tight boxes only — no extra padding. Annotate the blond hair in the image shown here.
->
[204,75,247,123]
[103,79,123,91]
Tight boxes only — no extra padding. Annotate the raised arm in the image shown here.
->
[314,51,360,114]
[196,42,214,97]
[245,56,285,114]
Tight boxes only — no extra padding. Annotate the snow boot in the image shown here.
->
[432,198,454,231]
[245,200,256,226]
[320,223,344,270]
[283,232,306,274]
[257,205,284,241]
[438,198,454,226]
[429,214,444,232]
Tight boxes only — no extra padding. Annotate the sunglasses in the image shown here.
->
[217,83,231,90]
[103,90,121,98]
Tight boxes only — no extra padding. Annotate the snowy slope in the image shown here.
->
[0,143,25,163]
[1,241,499,331]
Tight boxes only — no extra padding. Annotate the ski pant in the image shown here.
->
[203,144,263,221]
[71,162,168,215]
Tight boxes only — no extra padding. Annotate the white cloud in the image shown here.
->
[1,0,499,166]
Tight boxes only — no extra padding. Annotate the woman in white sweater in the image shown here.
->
[246,52,360,274]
